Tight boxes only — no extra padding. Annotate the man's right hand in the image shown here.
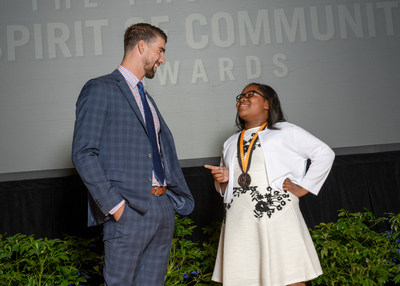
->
[113,202,125,222]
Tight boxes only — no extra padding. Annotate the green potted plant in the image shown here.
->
[310,210,400,285]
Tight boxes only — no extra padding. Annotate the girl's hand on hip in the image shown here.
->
[282,178,309,197]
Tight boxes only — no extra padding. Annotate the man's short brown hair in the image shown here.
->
[123,23,167,55]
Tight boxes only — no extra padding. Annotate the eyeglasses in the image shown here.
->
[235,90,265,102]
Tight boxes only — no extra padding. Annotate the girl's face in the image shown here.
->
[236,84,269,128]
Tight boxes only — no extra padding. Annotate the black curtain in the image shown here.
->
[300,151,400,230]
[1,151,400,240]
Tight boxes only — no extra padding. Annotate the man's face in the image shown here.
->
[143,36,166,79]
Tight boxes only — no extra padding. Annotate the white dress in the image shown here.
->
[212,126,322,286]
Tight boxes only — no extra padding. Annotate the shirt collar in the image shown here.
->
[118,65,141,88]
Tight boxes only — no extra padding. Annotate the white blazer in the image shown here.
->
[219,122,335,204]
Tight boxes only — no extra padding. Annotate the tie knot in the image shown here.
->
[137,81,144,94]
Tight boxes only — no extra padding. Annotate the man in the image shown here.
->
[72,23,194,286]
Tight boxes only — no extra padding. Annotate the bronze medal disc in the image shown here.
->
[238,172,251,189]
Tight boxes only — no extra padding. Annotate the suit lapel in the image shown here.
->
[111,69,147,131]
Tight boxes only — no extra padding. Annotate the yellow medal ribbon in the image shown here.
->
[239,121,268,173]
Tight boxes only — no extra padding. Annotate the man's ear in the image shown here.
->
[137,40,146,55]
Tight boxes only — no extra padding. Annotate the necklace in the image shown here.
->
[237,122,268,189]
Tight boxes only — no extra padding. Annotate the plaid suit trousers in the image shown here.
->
[103,194,175,286]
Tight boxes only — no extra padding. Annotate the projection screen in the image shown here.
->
[1,0,400,177]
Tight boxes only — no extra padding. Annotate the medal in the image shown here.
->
[237,122,268,189]
[238,172,251,189]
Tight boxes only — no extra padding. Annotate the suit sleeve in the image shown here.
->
[72,79,123,215]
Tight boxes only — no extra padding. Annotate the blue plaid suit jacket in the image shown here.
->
[72,69,194,226]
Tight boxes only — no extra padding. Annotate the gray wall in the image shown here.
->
[1,0,400,175]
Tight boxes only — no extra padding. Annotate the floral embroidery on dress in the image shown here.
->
[226,186,291,219]
[243,132,261,153]
[224,130,291,219]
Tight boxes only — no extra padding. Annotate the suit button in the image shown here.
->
[148,177,152,182]
[148,153,152,158]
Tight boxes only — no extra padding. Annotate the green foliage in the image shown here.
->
[0,233,98,286]
[2,210,398,285]
[310,209,400,286]
[0,216,221,286]
[165,215,221,286]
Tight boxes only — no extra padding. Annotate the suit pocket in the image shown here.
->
[103,206,130,240]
